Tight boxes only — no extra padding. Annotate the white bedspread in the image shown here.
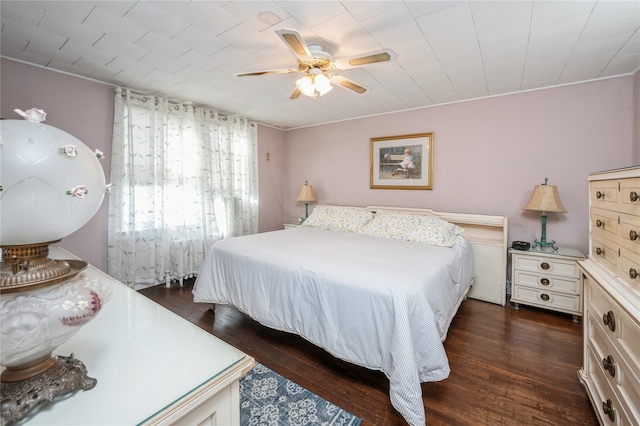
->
[193,227,474,426]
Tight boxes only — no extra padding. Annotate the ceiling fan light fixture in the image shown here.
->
[295,76,314,97]
[314,73,332,94]
[239,29,396,99]
[295,73,332,99]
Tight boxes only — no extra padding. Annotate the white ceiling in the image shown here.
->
[1,1,639,130]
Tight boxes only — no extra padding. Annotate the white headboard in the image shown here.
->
[365,206,509,306]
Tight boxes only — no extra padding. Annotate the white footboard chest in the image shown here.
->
[578,166,640,425]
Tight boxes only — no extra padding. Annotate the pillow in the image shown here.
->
[410,216,464,247]
[301,205,374,232]
[360,210,463,247]
[359,210,417,240]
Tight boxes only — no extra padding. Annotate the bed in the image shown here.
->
[193,206,508,426]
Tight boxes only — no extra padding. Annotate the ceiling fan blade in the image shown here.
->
[290,88,302,100]
[275,28,314,61]
[333,48,397,70]
[330,75,369,94]
[234,68,298,77]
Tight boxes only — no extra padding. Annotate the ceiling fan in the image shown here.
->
[234,28,397,100]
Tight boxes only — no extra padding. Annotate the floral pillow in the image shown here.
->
[410,217,464,247]
[360,210,463,247]
[359,210,416,240]
[301,205,374,232]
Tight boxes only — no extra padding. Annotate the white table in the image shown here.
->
[16,246,254,425]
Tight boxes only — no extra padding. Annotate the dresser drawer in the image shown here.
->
[592,234,620,271]
[588,310,640,410]
[586,278,640,371]
[512,285,581,314]
[620,247,640,292]
[585,344,635,425]
[513,270,580,294]
[619,213,640,254]
[513,253,580,278]
[620,177,640,216]
[592,208,621,242]
[592,180,622,208]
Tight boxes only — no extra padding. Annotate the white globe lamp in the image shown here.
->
[0,108,112,423]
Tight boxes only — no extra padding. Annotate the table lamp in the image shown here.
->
[296,181,317,221]
[523,178,567,251]
[1,108,112,423]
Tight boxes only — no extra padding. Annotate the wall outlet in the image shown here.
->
[266,152,270,161]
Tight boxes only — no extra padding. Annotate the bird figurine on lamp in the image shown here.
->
[523,178,567,251]
[296,181,317,223]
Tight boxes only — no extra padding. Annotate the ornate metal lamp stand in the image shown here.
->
[530,213,559,251]
[1,354,96,424]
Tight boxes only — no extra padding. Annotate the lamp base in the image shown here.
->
[1,354,96,424]
[532,214,559,252]
[531,239,559,252]
[0,241,87,294]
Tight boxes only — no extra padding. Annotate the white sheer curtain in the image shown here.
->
[108,88,258,289]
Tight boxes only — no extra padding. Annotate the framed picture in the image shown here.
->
[370,133,433,190]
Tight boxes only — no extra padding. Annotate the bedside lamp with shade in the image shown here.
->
[523,178,567,252]
[296,181,317,222]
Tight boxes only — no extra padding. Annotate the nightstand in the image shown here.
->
[510,247,585,322]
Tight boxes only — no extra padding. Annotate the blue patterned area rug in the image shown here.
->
[240,362,362,426]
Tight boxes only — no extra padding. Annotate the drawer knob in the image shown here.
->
[602,355,616,378]
[596,191,604,199]
[631,191,639,202]
[540,262,550,270]
[631,268,639,280]
[540,278,550,286]
[596,247,604,256]
[631,230,639,241]
[602,311,616,332]
[540,293,550,301]
[602,399,615,422]
[596,219,604,228]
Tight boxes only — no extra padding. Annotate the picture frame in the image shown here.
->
[370,133,433,190]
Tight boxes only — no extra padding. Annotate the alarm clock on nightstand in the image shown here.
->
[512,241,531,251]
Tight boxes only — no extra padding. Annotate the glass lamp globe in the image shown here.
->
[314,74,333,96]
[295,75,315,97]
[1,110,106,247]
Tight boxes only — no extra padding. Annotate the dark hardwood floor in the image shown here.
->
[139,280,599,426]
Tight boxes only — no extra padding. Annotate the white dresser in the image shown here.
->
[17,246,255,426]
[578,166,640,425]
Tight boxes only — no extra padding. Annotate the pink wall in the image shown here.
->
[284,77,636,255]
[1,58,114,271]
[257,124,287,231]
